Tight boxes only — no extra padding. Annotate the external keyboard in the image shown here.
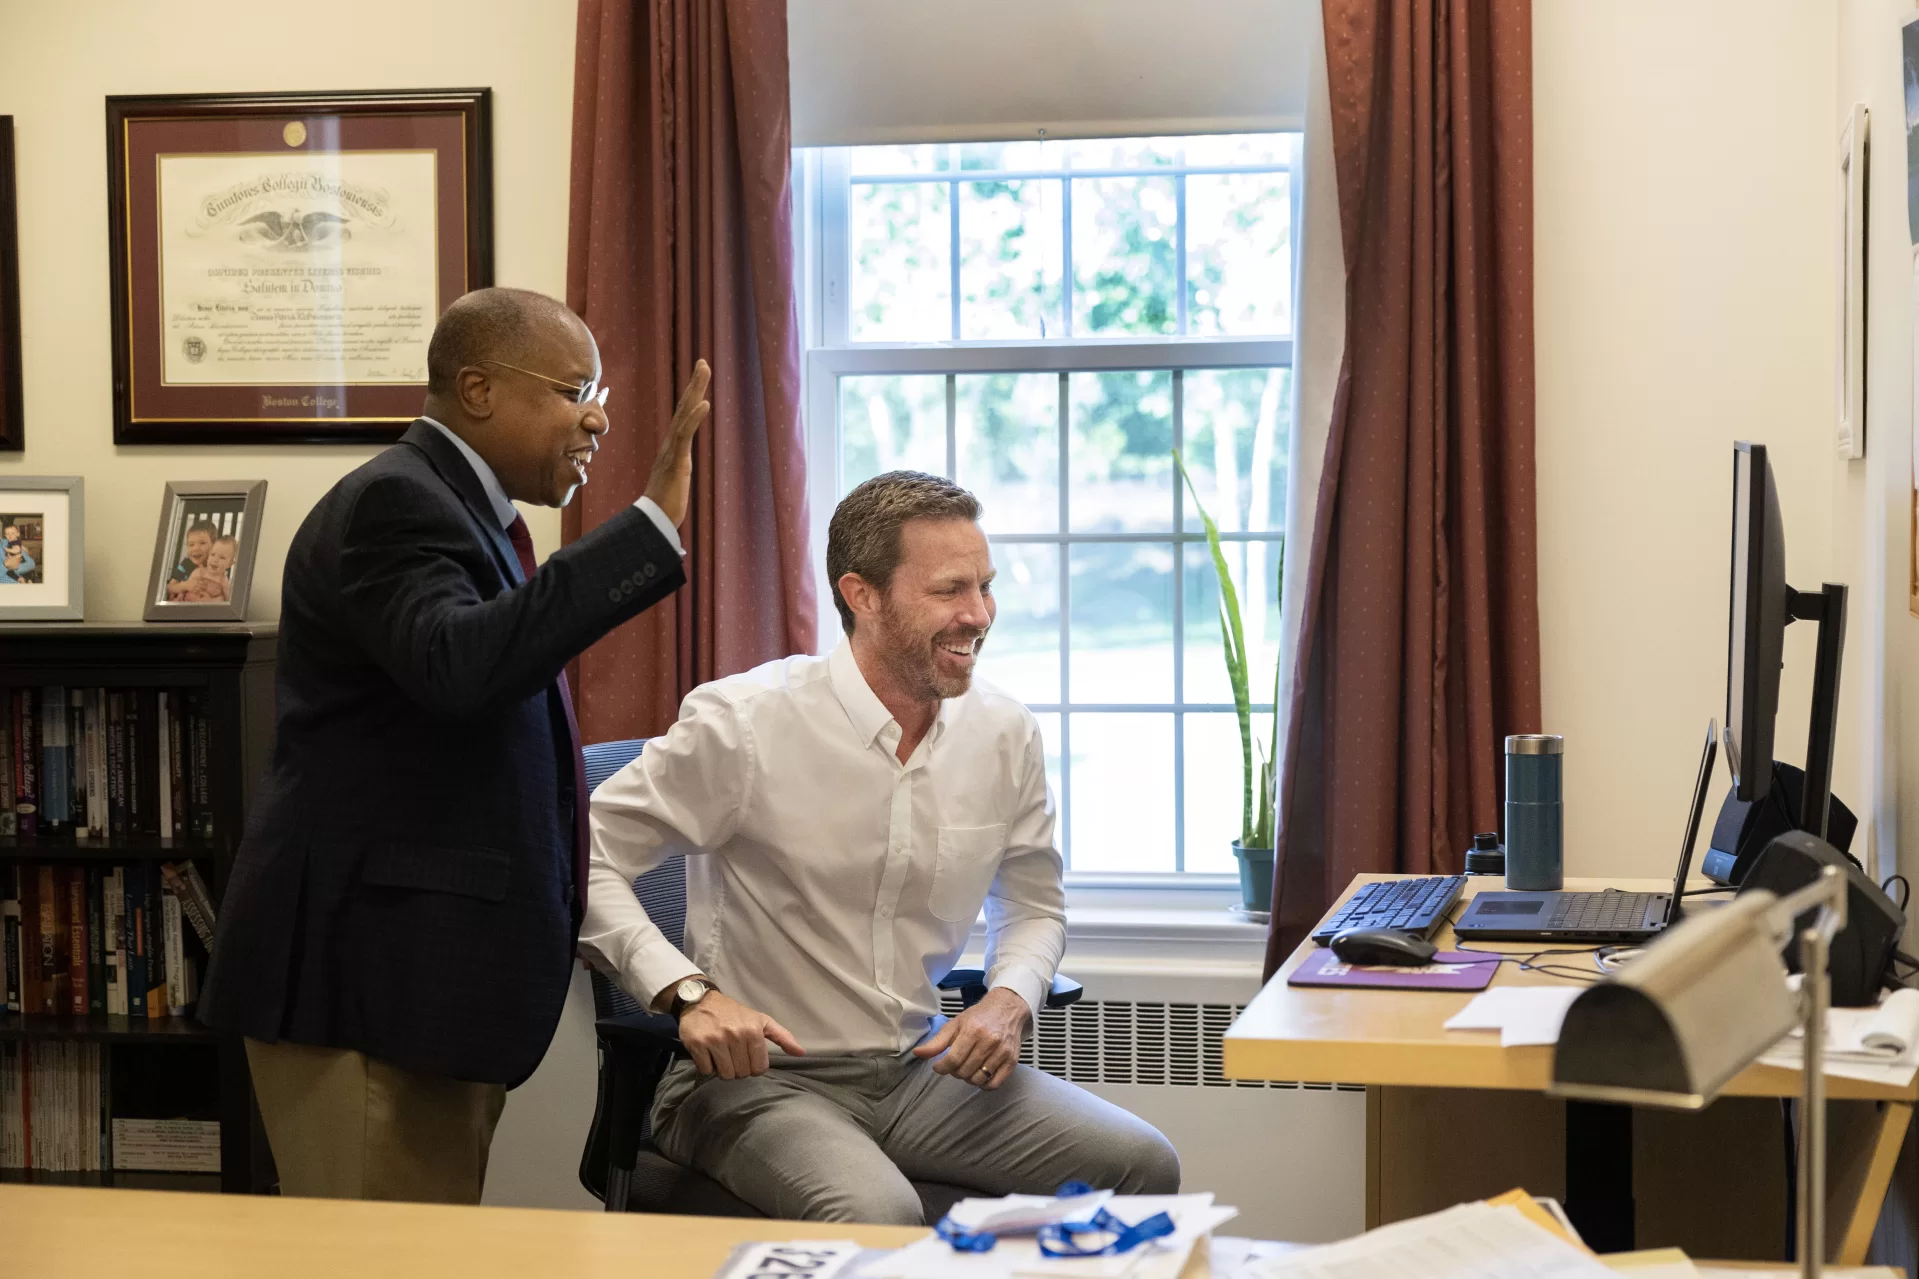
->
[1311,875,1465,945]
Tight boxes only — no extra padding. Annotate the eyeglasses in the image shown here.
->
[477,359,612,408]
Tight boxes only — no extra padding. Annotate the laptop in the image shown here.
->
[1453,720,1718,944]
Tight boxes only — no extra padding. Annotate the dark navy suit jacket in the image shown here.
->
[199,421,683,1085]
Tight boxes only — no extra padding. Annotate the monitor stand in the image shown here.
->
[1787,582,1847,842]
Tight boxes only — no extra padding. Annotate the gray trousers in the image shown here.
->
[652,1052,1181,1225]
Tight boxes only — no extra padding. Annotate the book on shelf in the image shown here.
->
[0,683,224,844]
[0,1040,130,1175]
[0,860,203,1022]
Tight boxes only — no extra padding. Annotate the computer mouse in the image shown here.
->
[1329,927,1438,967]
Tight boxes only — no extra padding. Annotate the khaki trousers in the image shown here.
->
[245,1038,507,1204]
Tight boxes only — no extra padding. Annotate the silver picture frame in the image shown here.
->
[142,479,266,622]
[0,475,84,620]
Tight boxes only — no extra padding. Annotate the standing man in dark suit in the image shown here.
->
[199,287,711,1204]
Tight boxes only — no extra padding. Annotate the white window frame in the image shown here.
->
[796,141,1301,890]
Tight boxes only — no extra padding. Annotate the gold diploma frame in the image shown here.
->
[107,89,492,445]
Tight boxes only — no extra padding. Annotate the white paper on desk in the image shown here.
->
[1781,987,1919,1059]
[858,1194,1233,1279]
[1246,1202,1616,1279]
[1443,988,1585,1047]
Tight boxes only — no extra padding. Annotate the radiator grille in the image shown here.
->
[939,994,1365,1092]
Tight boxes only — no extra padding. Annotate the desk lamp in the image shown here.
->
[1549,866,1847,1279]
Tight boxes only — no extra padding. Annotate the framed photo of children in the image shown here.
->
[142,480,265,622]
[0,476,84,620]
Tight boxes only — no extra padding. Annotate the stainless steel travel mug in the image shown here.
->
[1505,735,1564,891]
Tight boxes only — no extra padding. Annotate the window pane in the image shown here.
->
[1181,368,1290,533]
[1182,133,1292,168]
[851,181,951,341]
[1069,371,1172,532]
[1063,137,1181,169]
[1183,541,1283,707]
[957,140,1063,172]
[850,145,951,174]
[982,542,1060,704]
[839,375,946,492]
[1070,543,1173,703]
[1187,171,1291,336]
[1184,712,1267,873]
[960,180,1063,340]
[957,373,1057,533]
[1068,713,1175,872]
[1072,177,1177,336]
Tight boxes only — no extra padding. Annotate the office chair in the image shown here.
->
[575,737,1083,1220]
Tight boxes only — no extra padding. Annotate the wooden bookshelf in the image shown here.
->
[1,622,276,1193]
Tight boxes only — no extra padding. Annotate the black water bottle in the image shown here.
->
[1464,831,1506,876]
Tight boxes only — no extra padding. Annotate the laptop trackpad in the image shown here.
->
[1475,899,1545,915]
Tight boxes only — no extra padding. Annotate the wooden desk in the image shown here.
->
[1224,874,1917,1265]
[0,1183,931,1278]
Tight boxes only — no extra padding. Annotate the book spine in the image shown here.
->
[84,688,103,838]
[18,866,37,1017]
[163,895,186,1016]
[15,688,38,838]
[144,865,165,1020]
[0,695,14,836]
[38,686,64,832]
[106,692,126,840]
[123,862,146,1022]
[159,863,216,950]
[167,694,186,840]
[68,690,84,837]
[66,866,86,1016]
[181,861,218,933]
[35,865,58,1016]
[85,866,103,1015]
[188,691,213,841]
[103,867,124,1018]
[156,690,173,841]
[2,867,18,1013]
[131,691,157,838]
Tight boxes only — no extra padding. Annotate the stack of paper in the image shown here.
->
[1756,987,1919,1087]
[1443,988,1586,1047]
[1243,1201,1614,1279]
[857,1193,1237,1279]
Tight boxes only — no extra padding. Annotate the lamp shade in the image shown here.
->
[1551,893,1797,1109]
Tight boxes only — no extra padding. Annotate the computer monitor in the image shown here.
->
[1723,441,1848,841]
[1725,443,1788,803]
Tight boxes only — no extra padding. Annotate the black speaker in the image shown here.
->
[1739,830,1903,1007]
[1700,760,1858,886]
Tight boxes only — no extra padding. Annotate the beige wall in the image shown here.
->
[1533,2,1858,878]
[0,0,578,621]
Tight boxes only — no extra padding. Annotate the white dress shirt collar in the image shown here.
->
[421,416,518,530]
[828,639,951,755]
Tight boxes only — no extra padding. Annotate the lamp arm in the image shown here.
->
[1766,865,1843,1279]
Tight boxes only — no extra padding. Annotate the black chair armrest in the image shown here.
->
[579,1009,687,1204]
[937,968,1084,1010]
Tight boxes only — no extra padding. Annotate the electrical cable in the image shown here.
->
[1884,874,1911,913]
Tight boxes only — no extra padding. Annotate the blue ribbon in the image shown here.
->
[935,1182,1174,1256]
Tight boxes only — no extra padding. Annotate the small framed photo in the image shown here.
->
[0,477,84,620]
[143,480,266,622]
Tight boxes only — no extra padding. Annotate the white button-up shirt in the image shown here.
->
[580,642,1066,1057]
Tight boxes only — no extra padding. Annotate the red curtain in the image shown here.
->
[566,0,816,741]
[1267,0,1541,974]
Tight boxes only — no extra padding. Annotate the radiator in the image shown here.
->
[941,991,1366,1242]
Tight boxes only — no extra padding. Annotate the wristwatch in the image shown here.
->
[669,977,718,1019]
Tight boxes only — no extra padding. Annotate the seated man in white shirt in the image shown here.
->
[581,470,1180,1224]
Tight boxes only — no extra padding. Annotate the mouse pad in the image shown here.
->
[1286,946,1499,991]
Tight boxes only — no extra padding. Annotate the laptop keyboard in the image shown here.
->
[1547,892,1662,932]
[1311,875,1465,945]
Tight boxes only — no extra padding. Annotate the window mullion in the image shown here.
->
[949,179,962,341]
[1057,370,1071,869]
[1061,178,1074,339]
[945,375,957,480]
[1172,368,1186,870]
[1175,171,1188,337]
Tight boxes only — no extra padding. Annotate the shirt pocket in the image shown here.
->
[930,824,1008,923]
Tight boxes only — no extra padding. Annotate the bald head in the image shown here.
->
[426,287,584,395]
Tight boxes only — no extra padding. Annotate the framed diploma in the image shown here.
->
[0,117,22,451]
[106,89,492,445]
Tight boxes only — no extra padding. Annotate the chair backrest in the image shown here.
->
[582,739,688,1020]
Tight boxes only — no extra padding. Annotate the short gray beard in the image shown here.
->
[875,597,981,701]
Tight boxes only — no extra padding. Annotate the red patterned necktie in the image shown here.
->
[506,515,590,911]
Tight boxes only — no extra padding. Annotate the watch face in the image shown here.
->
[678,979,706,1003]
